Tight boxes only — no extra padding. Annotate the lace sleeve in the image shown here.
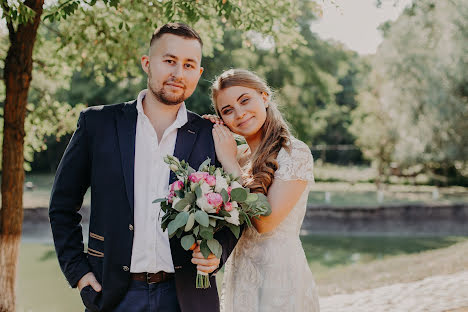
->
[274,139,314,183]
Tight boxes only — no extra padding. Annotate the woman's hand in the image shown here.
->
[202,114,224,125]
[212,124,242,177]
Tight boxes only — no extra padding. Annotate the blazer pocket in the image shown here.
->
[88,231,104,257]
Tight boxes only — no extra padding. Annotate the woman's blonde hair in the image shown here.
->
[211,69,291,195]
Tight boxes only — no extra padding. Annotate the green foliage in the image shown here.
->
[352,0,468,181]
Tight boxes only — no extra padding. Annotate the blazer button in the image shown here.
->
[129,224,134,231]
[123,266,129,272]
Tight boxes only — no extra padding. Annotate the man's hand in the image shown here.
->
[191,245,220,274]
[77,272,102,292]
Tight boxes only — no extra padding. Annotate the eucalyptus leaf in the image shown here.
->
[198,158,211,171]
[194,210,209,227]
[227,224,240,239]
[200,240,211,259]
[195,185,203,199]
[181,234,195,250]
[221,189,229,204]
[246,193,258,202]
[174,199,190,212]
[152,197,166,204]
[231,188,247,202]
[207,239,223,258]
[173,211,190,229]
[185,192,196,203]
[199,226,214,240]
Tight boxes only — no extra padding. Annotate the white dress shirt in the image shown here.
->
[130,89,188,273]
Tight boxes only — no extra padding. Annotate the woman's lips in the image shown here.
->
[238,116,253,127]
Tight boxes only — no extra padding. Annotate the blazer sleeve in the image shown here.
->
[49,111,92,288]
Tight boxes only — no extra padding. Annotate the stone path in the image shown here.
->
[320,271,468,312]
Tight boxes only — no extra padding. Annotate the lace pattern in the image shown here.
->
[220,136,320,312]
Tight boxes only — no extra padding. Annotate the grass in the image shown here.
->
[17,235,467,311]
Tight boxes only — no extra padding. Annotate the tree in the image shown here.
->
[0,1,304,310]
[352,0,468,184]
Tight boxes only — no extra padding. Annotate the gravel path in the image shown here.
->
[320,271,468,312]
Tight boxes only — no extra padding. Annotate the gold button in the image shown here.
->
[129,224,134,231]
[123,266,129,271]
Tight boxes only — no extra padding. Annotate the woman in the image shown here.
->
[204,69,320,312]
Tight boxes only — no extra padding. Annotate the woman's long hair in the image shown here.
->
[211,69,291,195]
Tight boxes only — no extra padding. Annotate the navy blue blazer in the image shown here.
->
[49,100,238,312]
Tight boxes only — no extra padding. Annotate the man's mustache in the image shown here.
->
[164,79,186,89]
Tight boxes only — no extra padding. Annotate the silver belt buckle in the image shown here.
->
[146,272,157,284]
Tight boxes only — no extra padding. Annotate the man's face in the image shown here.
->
[141,34,203,106]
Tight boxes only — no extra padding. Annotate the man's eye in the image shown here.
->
[185,63,194,68]
[165,60,174,64]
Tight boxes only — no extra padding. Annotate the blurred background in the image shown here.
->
[1,0,467,311]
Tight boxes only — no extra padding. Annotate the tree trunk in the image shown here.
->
[0,1,43,311]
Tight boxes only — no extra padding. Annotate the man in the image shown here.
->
[49,23,238,312]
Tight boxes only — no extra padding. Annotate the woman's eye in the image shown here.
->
[222,109,232,115]
[241,98,249,104]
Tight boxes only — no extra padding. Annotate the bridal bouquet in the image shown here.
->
[153,155,271,288]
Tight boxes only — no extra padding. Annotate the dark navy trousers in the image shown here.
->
[114,279,181,312]
[84,279,181,312]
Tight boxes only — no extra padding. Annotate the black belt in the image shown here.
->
[130,272,174,284]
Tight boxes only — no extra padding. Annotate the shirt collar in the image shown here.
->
[136,89,188,129]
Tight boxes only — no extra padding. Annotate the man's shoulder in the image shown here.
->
[187,110,214,130]
[81,100,136,121]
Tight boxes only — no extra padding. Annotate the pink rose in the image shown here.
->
[168,190,175,203]
[227,186,233,197]
[205,193,223,209]
[188,172,209,183]
[170,180,184,192]
[204,175,216,187]
[224,202,233,212]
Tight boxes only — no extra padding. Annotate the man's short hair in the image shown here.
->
[150,23,203,48]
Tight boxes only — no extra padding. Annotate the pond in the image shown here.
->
[16,235,467,311]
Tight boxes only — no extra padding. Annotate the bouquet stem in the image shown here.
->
[196,270,210,289]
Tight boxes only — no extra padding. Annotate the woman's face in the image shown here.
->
[215,85,268,139]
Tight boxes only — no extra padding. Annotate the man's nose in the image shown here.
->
[171,64,184,79]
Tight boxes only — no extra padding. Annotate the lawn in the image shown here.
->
[16,235,467,311]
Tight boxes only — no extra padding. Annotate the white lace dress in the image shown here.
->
[221,137,320,312]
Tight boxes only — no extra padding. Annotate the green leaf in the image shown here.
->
[218,210,231,218]
[193,225,200,237]
[198,158,211,171]
[195,185,203,198]
[184,192,196,203]
[227,224,240,239]
[181,235,195,250]
[152,197,166,204]
[200,240,211,259]
[207,239,223,258]
[174,199,190,212]
[194,210,209,227]
[168,220,178,236]
[209,218,216,227]
[221,189,229,203]
[246,193,258,202]
[185,213,195,232]
[173,211,190,229]
[231,188,248,202]
[199,226,214,240]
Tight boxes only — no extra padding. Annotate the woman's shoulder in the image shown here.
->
[278,136,312,159]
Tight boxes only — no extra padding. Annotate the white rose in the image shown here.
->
[224,207,240,225]
[215,175,229,193]
[200,180,213,195]
[196,196,217,214]
[230,181,243,189]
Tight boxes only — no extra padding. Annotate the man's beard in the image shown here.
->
[148,71,187,106]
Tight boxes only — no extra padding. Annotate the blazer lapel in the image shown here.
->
[170,112,200,184]
[116,100,138,214]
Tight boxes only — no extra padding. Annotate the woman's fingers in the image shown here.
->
[202,114,224,125]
